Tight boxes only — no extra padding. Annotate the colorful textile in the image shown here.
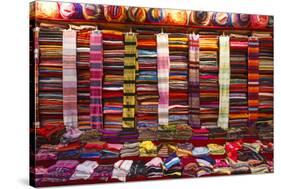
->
[156,33,170,127]
[147,8,165,23]
[188,33,200,128]
[218,36,230,130]
[104,5,127,22]
[165,10,187,25]
[59,3,83,20]
[63,30,78,128]
[231,14,250,28]
[127,7,146,23]
[189,11,213,26]
[82,4,103,20]
[248,37,259,127]
[123,34,138,128]
[34,27,40,127]
[213,12,231,26]
[251,15,269,29]
[90,31,103,130]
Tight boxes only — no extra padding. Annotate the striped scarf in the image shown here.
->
[218,36,230,130]
[90,31,103,130]
[188,33,200,128]
[157,33,170,127]
[122,34,137,128]
[248,37,259,127]
[63,30,78,128]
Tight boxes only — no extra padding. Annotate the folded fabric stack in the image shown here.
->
[89,164,114,182]
[36,125,65,146]
[145,157,164,178]
[208,128,227,139]
[176,142,193,157]
[35,149,57,161]
[76,30,91,130]
[229,34,249,129]
[192,128,209,140]
[195,156,215,177]
[136,30,158,140]
[254,32,273,140]
[128,160,146,178]
[120,142,140,158]
[139,141,157,157]
[163,153,182,177]
[157,143,169,157]
[182,157,198,177]
[35,167,48,184]
[228,159,250,174]
[57,149,80,160]
[213,159,231,175]
[80,141,105,158]
[192,146,210,157]
[207,143,225,155]
[44,160,79,182]
[38,28,63,127]
[157,130,175,140]
[79,129,102,143]
[112,160,134,182]
[70,160,99,180]
[101,143,123,159]
[168,33,189,132]
[199,32,219,128]
[60,127,83,144]
[102,30,124,131]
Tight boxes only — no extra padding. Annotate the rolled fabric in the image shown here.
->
[213,12,231,26]
[36,1,60,19]
[165,9,187,25]
[147,8,165,23]
[251,15,269,29]
[231,13,250,28]
[189,11,213,26]
[127,7,147,23]
[104,5,127,22]
[59,3,83,19]
[82,4,103,20]
[268,16,274,27]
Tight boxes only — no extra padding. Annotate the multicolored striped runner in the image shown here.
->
[90,31,104,130]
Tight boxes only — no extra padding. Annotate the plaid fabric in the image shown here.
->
[90,31,104,130]
[122,34,137,128]
[248,37,260,127]
[34,27,40,128]
[188,34,200,128]
[218,36,230,130]
[157,33,170,127]
[63,30,78,128]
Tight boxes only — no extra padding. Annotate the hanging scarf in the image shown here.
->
[157,33,170,127]
[63,30,78,128]
[90,31,103,130]
[188,33,200,128]
[218,36,230,130]
[248,37,259,127]
[122,34,137,128]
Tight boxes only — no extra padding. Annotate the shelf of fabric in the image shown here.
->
[76,30,91,130]
[38,28,63,128]
[198,31,219,128]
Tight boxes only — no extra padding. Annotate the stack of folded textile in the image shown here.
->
[76,30,91,130]
[228,159,250,174]
[34,167,48,185]
[56,142,81,160]
[102,30,124,132]
[112,160,134,182]
[208,128,227,139]
[145,157,164,178]
[36,125,65,146]
[89,164,114,182]
[198,32,219,128]
[70,160,99,180]
[35,148,57,161]
[139,141,157,157]
[192,128,209,140]
[163,153,182,177]
[213,159,231,175]
[157,143,169,157]
[168,33,189,132]
[182,157,198,177]
[128,160,146,178]
[157,130,175,140]
[136,30,158,140]
[229,34,249,129]
[207,143,225,155]
[254,32,273,140]
[79,129,102,143]
[176,142,193,157]
[60,127,83,144]
[38,27,63,127]
[80,141,105,159]
[45,160,79,182]
[120,142,140,158]
[101,143,122,159]
[175,125,192,140]
[195,156,215,177]
[192,146,210,157]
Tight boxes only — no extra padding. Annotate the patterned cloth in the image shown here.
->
[188,34,200,128]
[34,27,40,128]
[248,37,259,127]
[90,31,103,130]
[123,34,137,128]
[218,36,230,130]
[156,33,170,127]
[63,30,78,128]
